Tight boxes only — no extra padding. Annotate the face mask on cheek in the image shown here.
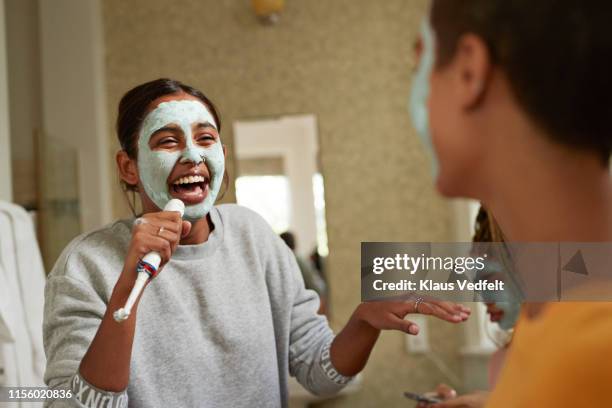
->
[477,260,522,331]
[409,16,439,176]
[137,100,225,221]
[495,301,521,331]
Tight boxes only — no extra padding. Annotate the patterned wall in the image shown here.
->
[103,0,464,406]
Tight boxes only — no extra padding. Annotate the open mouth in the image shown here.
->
[489,312,503,322]
[169,174,209,205]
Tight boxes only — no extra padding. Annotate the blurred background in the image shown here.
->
[0,0,497,406]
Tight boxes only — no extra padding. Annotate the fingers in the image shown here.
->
[397,300,460,323]
[148,236,172,264]
[415,386,457,408]
[404,299,470,323]
[132,233,172,264]
[151,210,183,223]
[139,214,181,233]
[358,300,468,335]
[415,386,456,408]
[137,212,183,239]
[139,221,180,239]
[131,210,185,268]
[373,299,469,326]
[432,393,486,408]
[418,302,465,323]
[181,220,192,238]
[390,315,419,335]
[435,384,457,400]
[431,396,470,408]
[432,300,471,317]
[137,222,180,251]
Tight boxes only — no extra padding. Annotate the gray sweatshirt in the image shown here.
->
[43,204,351,408]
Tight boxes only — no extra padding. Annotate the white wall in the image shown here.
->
[0,0,13,202]
[38,0,111,230]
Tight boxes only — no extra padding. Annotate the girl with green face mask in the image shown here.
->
[43,78,471,408]
[417,206,519,408]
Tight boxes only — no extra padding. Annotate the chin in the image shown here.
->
[183,207,208,222]
[435,173,462,198]
[435,169,478,199]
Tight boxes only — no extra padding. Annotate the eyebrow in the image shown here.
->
[151,125,181,137]
[194,122,218,131]
[149,122,218,140]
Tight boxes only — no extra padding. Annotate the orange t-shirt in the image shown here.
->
[486,302,612,407]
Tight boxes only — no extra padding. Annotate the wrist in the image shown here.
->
[352,303,378,333]
[115,273,134,292]
[107,277,141,322]
[111,272,139,304]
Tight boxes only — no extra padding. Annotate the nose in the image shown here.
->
[179,148,205,165]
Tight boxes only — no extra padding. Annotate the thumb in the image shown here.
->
[393,316,419,335]
[181,220,192,238]
[436,384,457,399]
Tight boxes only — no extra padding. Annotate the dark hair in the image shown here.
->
[117,78,221,159]
[473,205,505,243]
[116,78,228,212]
[279,231,296,250]
[431,0,612,165]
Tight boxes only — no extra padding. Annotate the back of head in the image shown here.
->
[432,0,612,165]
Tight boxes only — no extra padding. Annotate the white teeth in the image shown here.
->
[172,175,205,185]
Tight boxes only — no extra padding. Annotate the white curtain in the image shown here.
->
[0,202,46,407]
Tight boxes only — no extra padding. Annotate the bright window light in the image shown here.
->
[235,175,291,234]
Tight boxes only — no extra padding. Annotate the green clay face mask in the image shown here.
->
[409,14,438,176]
[138,100,225,221]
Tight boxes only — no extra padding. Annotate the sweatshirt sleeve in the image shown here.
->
[283,246,353,396]
[43,271,128,407]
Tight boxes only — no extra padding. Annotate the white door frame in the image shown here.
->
[234,115,320,257]
[38,0,111,230]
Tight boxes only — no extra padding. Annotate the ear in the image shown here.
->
[222,144,227,157]
[453,33,492,109]
[116,150,139,188]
